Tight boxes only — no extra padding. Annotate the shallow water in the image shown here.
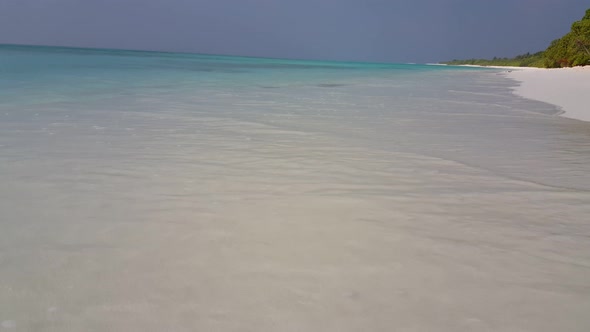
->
[1,45,590,331]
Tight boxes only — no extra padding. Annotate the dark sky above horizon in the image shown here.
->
[0,0,588,63]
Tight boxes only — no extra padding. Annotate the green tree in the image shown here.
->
[571,20,590,55]
[544,9,590,67]
[441,9,590,68]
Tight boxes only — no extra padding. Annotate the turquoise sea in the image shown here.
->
[1,44,590,331]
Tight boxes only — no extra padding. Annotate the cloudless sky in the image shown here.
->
[0,0,588,63]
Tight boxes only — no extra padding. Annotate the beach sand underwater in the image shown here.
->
[1,45,590,331]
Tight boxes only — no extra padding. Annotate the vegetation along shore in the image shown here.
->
[442,9,590,68]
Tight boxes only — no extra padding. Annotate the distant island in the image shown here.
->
[442,9,590,68]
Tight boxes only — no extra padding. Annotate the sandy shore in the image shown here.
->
[450,64,590,122]
[503,66,590,122]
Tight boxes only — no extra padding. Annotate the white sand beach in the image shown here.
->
[504,66,590,122]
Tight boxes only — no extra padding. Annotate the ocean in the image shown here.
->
[1,44,590,331]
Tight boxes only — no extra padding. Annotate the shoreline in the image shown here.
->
[505,66,590,122]
[453,64,590,122]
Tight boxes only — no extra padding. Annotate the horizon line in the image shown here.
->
[0,42,436,66]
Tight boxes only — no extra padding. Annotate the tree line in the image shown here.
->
[442,9,590,68]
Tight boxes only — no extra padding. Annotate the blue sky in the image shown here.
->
[0,0,587,63]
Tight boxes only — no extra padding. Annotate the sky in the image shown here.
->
[0,0,588,63]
